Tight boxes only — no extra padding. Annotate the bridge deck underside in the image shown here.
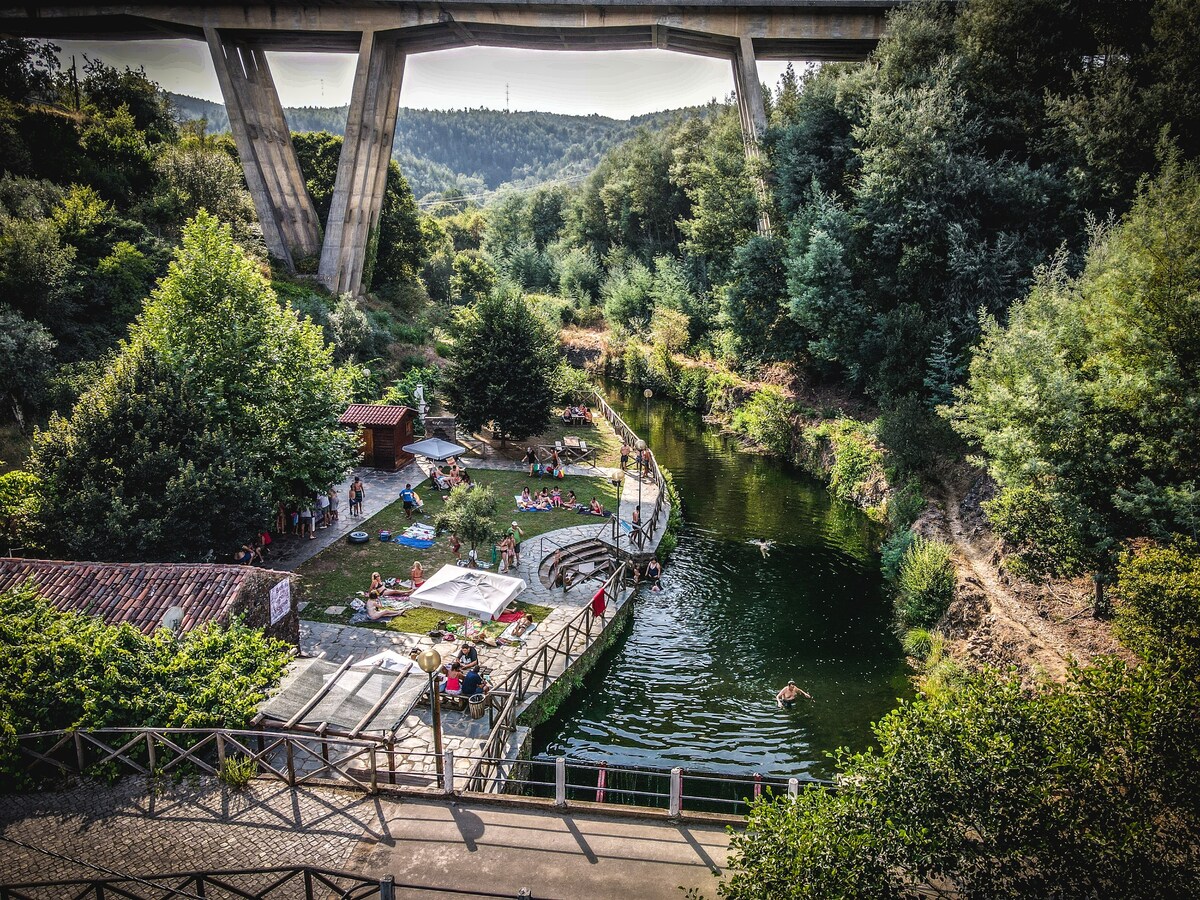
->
[0,5,889,61]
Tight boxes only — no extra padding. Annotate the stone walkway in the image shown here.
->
[269,463,424,571]
[0,780,731,899]
[0,778,383,886]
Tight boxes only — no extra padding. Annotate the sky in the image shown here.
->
[54,40,799,117]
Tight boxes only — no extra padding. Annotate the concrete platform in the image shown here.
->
[346,796,731,900]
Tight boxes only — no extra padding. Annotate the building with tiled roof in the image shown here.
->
[338,404,416,471]
[0,558,298,644]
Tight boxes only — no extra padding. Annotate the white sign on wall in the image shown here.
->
[269,579,291,626]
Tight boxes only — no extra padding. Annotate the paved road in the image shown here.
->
[347,797,730,900]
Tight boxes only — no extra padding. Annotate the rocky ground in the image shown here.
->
[918,462,1132,682]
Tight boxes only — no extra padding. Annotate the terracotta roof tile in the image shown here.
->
[0,558,288,635]
[338,404,412,427]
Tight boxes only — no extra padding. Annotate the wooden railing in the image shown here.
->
[15,727,391,793]
[463,563,630,792]
[0,866,535,900]
[591,389,670,556]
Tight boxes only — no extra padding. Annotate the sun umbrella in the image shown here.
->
[403,437,467,461]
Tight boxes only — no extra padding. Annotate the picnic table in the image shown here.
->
[550,436,596,467]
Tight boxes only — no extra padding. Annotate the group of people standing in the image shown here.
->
[619,442,654,478]
[276,487,343,541]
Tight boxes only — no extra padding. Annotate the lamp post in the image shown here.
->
[417,648,444,778]
[610,472,622,554]
[635,438,647,547]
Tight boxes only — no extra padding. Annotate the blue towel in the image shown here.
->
[394,536,435,549]
[516,505,553,513]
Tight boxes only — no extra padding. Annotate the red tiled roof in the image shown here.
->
[338,404,413,427]
[0,558,288,635]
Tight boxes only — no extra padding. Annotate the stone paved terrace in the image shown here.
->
[0,779,730,899]
[0,778,380,885]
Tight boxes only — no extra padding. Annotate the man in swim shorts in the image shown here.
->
[776,680,812,708]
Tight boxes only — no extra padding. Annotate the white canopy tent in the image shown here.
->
[409,565,527,622]
[402,437,467,461]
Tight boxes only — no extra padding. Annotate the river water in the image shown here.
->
[530,382,912,780]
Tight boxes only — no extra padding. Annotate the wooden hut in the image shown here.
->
[338,404,416,471]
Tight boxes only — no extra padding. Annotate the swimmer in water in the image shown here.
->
[748,538,775,558]
[776,680,812,708]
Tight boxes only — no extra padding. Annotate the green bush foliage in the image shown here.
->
[887,479,926,531]
[217,754,259,790]
[0,584,290,786]
[1116,539,1200,672]
[730,387,794,456]
[897,535,956,628]
[720,657,1200,900]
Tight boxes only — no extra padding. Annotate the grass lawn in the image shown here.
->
[296,468,619,635]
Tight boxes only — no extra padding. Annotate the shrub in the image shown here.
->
[705,370,740,418]
[901,627,934,660]
[0,584,291,787]
[897,536,956,628]
[887,479,926,530]
[550,363,593,406]
[881,528,916,584]
[217,754,258,790]
[1115,539,1200,672]
[676,366,709,411]
[823,421,884,505]
[730,387,794,456]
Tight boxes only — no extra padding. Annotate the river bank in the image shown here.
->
[562,329,1126,681]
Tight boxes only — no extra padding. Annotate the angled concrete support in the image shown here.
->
[318,30,406,295]
[731,35,773,235]
[205,28,321,268]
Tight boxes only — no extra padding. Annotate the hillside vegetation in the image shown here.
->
[168,91,713,200]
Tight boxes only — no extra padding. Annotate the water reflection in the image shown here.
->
[531,383,911,778]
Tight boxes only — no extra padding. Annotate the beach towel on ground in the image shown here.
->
[394,536,435,549]
[496,610,525,623]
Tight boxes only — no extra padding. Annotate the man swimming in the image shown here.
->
[776,680,812,708]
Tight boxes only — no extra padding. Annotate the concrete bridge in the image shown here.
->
[1,1,908,293]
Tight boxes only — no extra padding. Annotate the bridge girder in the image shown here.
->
[0,1,902,292]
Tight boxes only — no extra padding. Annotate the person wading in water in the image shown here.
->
[776,680,812,709]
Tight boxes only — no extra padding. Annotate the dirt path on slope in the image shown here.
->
[917,468,1130,682]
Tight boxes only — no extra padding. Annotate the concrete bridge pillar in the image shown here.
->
[318,30,406,296]
[731,35,773,236]
[205,29,322,269]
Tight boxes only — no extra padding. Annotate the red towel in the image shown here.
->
[591,587,607,617]
[496,610,525,623]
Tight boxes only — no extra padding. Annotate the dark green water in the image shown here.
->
[530,383,912,780]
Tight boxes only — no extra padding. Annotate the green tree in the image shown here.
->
[31,343,271,561]
[948,161,1200,589]
[722,236,803,362]
[451,250,497,304]
[720,657,1200,900]
[434,484,498,551]
[132,211,358,502]
[443,289,557,442]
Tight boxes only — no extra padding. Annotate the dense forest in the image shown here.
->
[169,91,712,200]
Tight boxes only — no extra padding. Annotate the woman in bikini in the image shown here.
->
[410,561,426,588]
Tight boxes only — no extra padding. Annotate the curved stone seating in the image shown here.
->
[538,538,618,591]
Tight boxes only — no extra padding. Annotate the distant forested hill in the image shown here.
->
[167,92,712,200]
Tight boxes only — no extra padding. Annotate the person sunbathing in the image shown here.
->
[589,497,605,516]
[369,572,411,597]
[365,591,406,620]
[551,488,563,508]
[566,490,577,507]
[429,466,451,490]
[410,561,425,588]
[520,487,532,505]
